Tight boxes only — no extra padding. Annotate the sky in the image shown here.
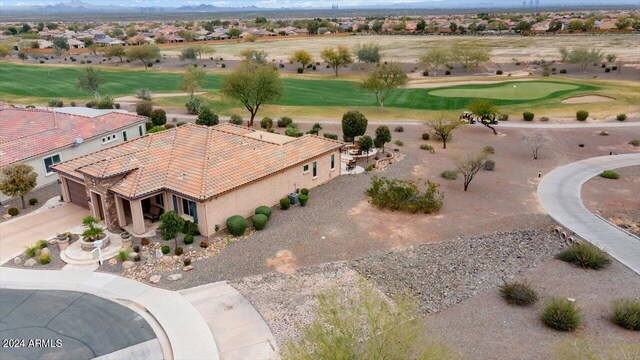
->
[2,0,638,8]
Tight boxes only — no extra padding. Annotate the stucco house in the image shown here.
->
[0,107,147,203]
[52,123,343,237]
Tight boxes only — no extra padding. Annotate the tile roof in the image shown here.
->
[53,123,343,201]
[0,107,147,167]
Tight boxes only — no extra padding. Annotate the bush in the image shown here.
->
[255,206,272,219]
[260,117,273,129]
[8,207,19,216]
[496,69,503,75]
[542,298,582,331]
[147,126,165,133]
[605,68,611,73]
[540,116,550,122]
[252,214,268,230]
[176,121,187,127]
[394,126,404,132]
[117,249,129,261]
[280,197,291,210]
[183,234,194,245]
[499,281,538,306]
[136,100,153,117]
[323,133,338,140]
[445,70,451,75]
[229,114,243,125]
[365,164,375,172]
[277,116,293,128]
[297,67,304,73]
[298,194,309,206]
[144,121,154,131]
[600,170,620,179]
[185,98,202,115]
[484,159,495,171]
[226,215,247,236]
[556,243,611,269]
[612,298,640,331]
[498,114,509,121]
[134,255,141,262]
[161,246,170,255]
[421,133,430,140]
[366,176,444,214]
[25,245,37,258]
[39,253,51,265]
[617,114,627,121]
[576,110,589,121]
[196,107,219,126]
[150,109,167,126]
[422,70,429,76]
[482,145,495,154]
[174,247,183,256]
[630,139,640,147]
[183,258,192,266]
[141,238,150,246]
[300,188,310,196]
[36,240,48,249]
[419,144,434,152]
[132,245,140,253]
[394,140,404,146]
[523,112,535,121]
[599,130,609,136]
[29,198,38,205]
[441,170,458,180]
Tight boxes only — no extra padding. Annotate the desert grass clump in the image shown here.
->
[499,281,538,306]
[441,170,458,180]
[600,170,620,179]
[612,298,640,331]
[555,243,611,270]
[116,248,130,261]
[542,297,582,331]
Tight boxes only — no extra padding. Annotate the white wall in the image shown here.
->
[0,123,146,203]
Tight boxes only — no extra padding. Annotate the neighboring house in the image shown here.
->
[67,39,85,49]
[52,123,344,237]
[0,107,147,203]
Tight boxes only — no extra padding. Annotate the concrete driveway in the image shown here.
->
[0,204,88,263]
[0,289,159,360]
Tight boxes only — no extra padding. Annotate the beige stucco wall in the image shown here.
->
[199,150,341,236]
[0,123,146,203]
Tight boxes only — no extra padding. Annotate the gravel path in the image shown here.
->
[350,228,567,315]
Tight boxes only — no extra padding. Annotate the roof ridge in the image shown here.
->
[200,126,214,199]
[160,124,180,194]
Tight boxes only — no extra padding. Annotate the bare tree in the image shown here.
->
[521,131,550,160]
[455,151,488,191]
[425,112,465,149]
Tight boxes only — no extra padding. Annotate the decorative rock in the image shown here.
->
[3,214,11,220]
[13,257,22,265]
[161,256,173,264]
[155,249,163,259]
[108,258,118,265]
[24,258,37,267]
[41,248,50,256]
[129,252,138,259]
[183,265,194,271]
[122,261,135,269]
[149,275,161,283]
[168,273,183,281]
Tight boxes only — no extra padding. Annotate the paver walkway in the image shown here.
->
[180,282,278,360]
[537,154,640,274]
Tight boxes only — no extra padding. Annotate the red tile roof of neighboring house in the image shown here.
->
[0,107,147,167]
[53,123,344,201]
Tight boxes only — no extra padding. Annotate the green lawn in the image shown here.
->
[0,63,599,111]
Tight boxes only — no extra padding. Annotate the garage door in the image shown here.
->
[67,178,89,209]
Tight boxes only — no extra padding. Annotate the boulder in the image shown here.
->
[149,275,161,283]
[161,256,173,264]
[122,261,135,269]
[41,248,50,256]
[183,265,194,272]
[168,274,183,281]
[13,257,22,265]
[24,258,37,267]
[129,252,138,259]
[108,258,118,265]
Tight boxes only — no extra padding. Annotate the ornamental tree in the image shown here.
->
[0,164,37,209]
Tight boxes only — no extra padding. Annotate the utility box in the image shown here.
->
[288,192,299,205]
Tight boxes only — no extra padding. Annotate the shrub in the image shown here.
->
[226,215,247,236]
[39,253,51,265]
[277,116,293,128]
[150,109,167,126]
[183,234,194,245]
[421,133,430,140]
[599,130,609,136]
[183,220,200,235]
[600,170,620,179]
[29,198,38,205]
[496,69,503,75]
[8,207,19,216]
[484,159,495,171]
[117,249,130,261]
[498,114,509,121]
[556,243,611,269]
[141,238,150,246]
[366,176,444,214]
[25,245,37,258]
[576,110,589,121]
[394,140,404,146]
[298,194,309,206]
[441,170,458,180]
[630,139,640,147]
[183,258,192,266]
[185,98,202,115]
[323,133,338,140]
[229,114,243,125]
[147,126,165,133]
[394,126,404,132]
[482,145,495,154]
[255,206,272,219]
[280,197,291,210]
[605,68,611,73]
[36,240,48,249]
[160,211,185,240]
[297,67,304,73]
[196,107,219,126]
[540,116,550,122]
[144,121,154,131]
[134,255,141,262]
[365,164,375,171]
[523,112,535,121]
[300,188,310,196]
[161,245,170,255]
[260,117,273,129]
[499,281,538,306]
[612,298,640,331]
[419,144,434,152]
[445,70,451,75]
[542,298,582,331]
[422,70,429,76]
[133,245,140,253]
[136,100,153,117]
[252,214,268,230]
[174,247,183,256]
[617,114,627,121]
[176,121,187,127]
[560,69,567,74]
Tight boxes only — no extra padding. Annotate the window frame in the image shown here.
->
[101,133,117,145]
[312,160,318,179]
[303,164,310,174]
[43,153,61,176]
[138,125,144,136]
[122,130,128,141]
[330,154,336,171]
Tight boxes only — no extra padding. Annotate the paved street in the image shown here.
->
[537,154,640,274]
[0,289,159,360]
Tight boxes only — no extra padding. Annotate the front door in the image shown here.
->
[95,193,105,220]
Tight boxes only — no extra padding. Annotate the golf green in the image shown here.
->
[429,82,580,100]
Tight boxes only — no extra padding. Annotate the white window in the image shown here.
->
[101,133,117,145]
[43,153,61,175]
[303,164,309,174]
[312,161,318,178]
[330,154,336,171]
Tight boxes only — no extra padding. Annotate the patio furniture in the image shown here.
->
[144,205,162,222]
[346,160,356,171]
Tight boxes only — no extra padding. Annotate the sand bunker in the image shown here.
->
[562,95,615,104]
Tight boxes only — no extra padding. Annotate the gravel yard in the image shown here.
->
[1,182,60,223]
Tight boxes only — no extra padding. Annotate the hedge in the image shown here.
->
[255,206,272,219]
[226,215,247,236]
[252,214,268,230]
[299,194,309,206]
